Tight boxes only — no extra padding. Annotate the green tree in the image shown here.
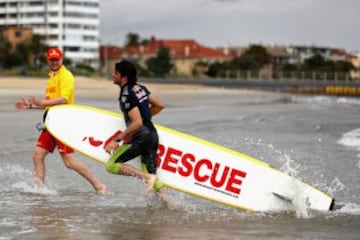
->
[125,32,141,47]
[302,54,326,71]
[73,62,95,76]
[29,34,48,69]
[245,45,271,66]
[281,63,299,71]
[231,55,260,71]
[16,43,31,74]
[300,54,353,73]
[230,45,271,71]
[0,32,12,68]
[145,46,173,77]
[333,60,354,72]
[192,61,208,76]
[0,30,48,70]
[206,61,228,77]
[0,43,25,69]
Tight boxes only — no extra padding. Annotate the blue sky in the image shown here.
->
[100,0,360,52]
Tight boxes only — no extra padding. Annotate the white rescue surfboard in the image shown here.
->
[44,104,335,212]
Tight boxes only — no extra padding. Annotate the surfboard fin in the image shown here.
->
[272,192,293,203]
[329,199,336,211]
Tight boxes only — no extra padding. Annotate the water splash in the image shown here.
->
[0,164,32,191]
[12,181,57,195]
[336,203,360,215]
[236,137,344,218]
[337,128,360,168]
[336,97,360,105]
[337,128,360,152]
[292,95,360,106]
[0,164,57,195]
[328,178,346,195]
[240,137,301,177]
[293,194,312,219]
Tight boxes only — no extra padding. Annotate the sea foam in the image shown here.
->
[337,128,360,162]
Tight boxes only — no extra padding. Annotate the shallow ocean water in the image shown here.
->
[1,87,360,240]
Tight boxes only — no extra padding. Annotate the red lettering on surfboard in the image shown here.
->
[157,144,247,196]
[81,130,129,148]
[103,130,122,147]
[82,137,103,147]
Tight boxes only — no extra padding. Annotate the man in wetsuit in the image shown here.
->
[104,60,169,200]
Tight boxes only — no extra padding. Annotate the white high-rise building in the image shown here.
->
[0,0,100,68]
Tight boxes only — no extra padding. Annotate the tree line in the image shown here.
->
[0,28,95,76]
[124,33,355,80]
[0,31,48,72]
[1,29,355,80]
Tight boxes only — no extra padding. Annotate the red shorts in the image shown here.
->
[36,129,74,154]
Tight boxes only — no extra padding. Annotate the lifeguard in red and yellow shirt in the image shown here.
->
[15,47,106,194]
[45,48,75,106]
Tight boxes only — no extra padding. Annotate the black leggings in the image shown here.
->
[116,131,159,174]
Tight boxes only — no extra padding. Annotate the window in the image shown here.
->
[29,1,44,6]
[83,25,97,30]
[15,31,22,38]
[66,23,81,29]
[64,12,98,19]
[84,2,98,7]
[64,34,82,41]
[83,35,96,41]
[48,0,59,5]
[65,1,82,6]
[64,46,80,52]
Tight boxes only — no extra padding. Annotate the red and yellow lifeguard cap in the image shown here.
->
[47,48,63,60]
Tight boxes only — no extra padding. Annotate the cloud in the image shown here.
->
[100,0,360,51]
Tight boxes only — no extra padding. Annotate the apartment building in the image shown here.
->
[0,0,100,68]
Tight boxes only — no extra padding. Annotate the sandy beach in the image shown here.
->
[0,75,241,100]
[0,75,273,103]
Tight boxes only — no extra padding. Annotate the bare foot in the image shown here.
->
[95,184,107,194]
[34,177,44,191]
[156,188,176,209]
[144,174,157,195]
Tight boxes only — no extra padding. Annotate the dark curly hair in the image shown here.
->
[114,60,137,84]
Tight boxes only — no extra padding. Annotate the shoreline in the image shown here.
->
[0,75,264,99]
[2,74,360,97]
[0,75,223,91]
[0,75,209,90]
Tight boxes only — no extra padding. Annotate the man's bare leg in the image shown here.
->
[156,187,176,209]
[32,146,48,189]
[61,153,106,194]
[144,174,157,195]
[120,164,157,194]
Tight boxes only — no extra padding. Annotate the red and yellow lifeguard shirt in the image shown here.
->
[45,65,75,108]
